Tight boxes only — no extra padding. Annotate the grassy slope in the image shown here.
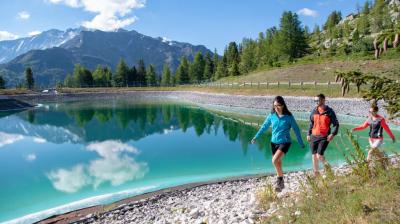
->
[219,58,400,83]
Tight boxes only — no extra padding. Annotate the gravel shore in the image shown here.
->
[70,165,352,224]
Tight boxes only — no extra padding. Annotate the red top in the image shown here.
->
[352,114,395,140]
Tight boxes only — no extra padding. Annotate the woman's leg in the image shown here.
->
[367,148,374,162]
[272,150,285,177]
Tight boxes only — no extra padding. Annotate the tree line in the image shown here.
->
[0,67,34,90]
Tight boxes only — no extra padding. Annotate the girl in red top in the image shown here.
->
[352,105,396,161]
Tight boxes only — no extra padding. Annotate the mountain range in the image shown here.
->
[0,28,213,87]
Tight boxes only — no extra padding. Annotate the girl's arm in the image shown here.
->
[253,115,272,140]
[291,116,305,147]
[381,118,396,141]
[352,120,369,132]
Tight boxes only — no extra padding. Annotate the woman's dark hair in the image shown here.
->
[271,96,292,116]
[371,105,379,112]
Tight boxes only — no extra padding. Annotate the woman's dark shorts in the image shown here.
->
[271,142,292,155]
[310,135,330,155]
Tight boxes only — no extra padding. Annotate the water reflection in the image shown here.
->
[12,101,267,151]
[47,140,148,193]
[0,132,24,148]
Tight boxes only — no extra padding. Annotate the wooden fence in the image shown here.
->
[195,81,345,88]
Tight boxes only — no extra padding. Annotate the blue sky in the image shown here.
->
[0,0,364,53]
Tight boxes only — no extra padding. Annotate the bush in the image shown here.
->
[352,37,374,55]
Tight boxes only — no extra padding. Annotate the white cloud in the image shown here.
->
[297,8,319,18]
[0,132,24,147]
[18,11,31,20]
[28,31,42,36]
[47,140,148,193]
[25,154,37,161]
[47,165,91,193]
[48,0,81,7]
[0,31,19,41]
[47,0,146,31]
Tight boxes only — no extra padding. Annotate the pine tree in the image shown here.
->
[203,52,214,81]
[189,52,205,83]
[25,67,34,90]
[324,11,342,37]
[175,56,190,84]
[104,67,113,87]
[215,56,228,79]
[371,0,386,33]
[239,38,257,74]
[114,59,129,87]
[363,1,370,15]
[137,59,147,86]
[64,74,75,87]
[212,49,219,80]
[229,60,240,76]
[92,65,108,87]
[128,66,137,86]
[279,11,309,61]
[0,75,5,89]
[146,64,157,86]
[161,64,171,86]
[82,68,93,87]
[226,42,240,76]
[357,13,370,35]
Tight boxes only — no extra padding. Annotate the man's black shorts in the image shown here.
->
[310,135,330,155]
[271,142,292,155]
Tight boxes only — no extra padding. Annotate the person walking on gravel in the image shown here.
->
[352,105,396,162]
[307,93,339,176]
[251,96,305,192]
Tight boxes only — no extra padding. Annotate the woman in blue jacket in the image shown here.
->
[251,96,305,192]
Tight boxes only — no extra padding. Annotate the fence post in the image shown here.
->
[277,81,280,88]
[266,82,269,89]
[314,81,317,88]
[250,82,252,87]
[288,81,291,88]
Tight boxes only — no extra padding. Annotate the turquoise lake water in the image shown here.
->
[0,100,399,223]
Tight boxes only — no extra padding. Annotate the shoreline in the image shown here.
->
[1,91,383,223]
[8,90,373,117]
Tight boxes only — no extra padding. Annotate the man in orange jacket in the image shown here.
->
[307,93,339,176]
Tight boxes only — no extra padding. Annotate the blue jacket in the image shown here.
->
[253,112,305,147]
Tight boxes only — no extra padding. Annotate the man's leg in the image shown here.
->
[312,153,319,176]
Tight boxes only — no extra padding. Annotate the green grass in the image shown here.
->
[257,131,400,224]
[219,50,400,84]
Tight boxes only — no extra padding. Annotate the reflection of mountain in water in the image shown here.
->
[0,101,272,152]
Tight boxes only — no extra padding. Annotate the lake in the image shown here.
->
[0,99,399,223]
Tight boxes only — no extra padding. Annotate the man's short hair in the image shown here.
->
[317,93,325,100]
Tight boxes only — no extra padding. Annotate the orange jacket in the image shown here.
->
[308,106,339,137]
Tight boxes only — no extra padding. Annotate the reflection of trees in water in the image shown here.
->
[67,108,95,127]
[27,109,35,123]
[62,103,269,152]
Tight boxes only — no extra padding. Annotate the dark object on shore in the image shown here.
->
[0,98,34,111]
